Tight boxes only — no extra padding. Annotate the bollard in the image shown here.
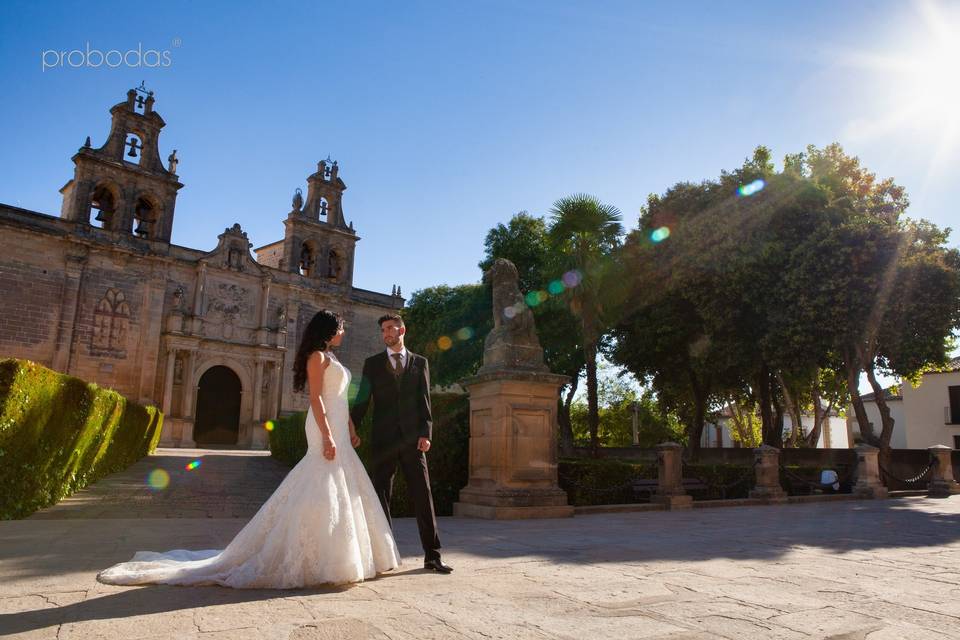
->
[652,442,692,509]
[853,444,888,499]
[927,445,960,498]
[749,445,787,503]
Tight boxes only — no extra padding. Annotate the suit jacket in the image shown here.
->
[350,350,433,448]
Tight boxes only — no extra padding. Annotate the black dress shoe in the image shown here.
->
[423,558,453,573]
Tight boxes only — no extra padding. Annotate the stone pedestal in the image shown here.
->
[652,442,692,510]
[853,444,888,499]
[928,445,960,497]
[453,370,574,519]
[749,444,787,503]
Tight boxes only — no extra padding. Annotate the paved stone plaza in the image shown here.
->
[2,449,960,639]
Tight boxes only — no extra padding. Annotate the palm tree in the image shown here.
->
[549,194,624,454]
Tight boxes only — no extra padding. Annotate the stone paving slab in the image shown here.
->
[2,450,960,639]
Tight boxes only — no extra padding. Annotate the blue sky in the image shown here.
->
[2,1,958,331]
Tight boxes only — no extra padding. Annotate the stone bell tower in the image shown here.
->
[59,83,183,243]
[280,158,358,287]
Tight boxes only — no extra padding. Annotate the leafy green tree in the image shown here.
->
[568,364,684,448]
[402,284,492,386]
[549,195,624,454]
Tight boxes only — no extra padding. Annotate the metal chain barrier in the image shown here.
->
[879,458,935,486]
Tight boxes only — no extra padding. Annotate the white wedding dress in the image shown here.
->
[98,353,401,588]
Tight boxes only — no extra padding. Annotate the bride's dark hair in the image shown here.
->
[292,309,343,392]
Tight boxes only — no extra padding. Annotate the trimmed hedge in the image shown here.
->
[269,392,469,516]
[0,358,163,519]
[558,458,657,506]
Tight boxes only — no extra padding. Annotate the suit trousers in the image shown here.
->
[371,441,441,561]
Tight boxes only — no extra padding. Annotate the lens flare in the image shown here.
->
[524,291,542,307]
[562,270,582,288]
[455,327,474,340]
[147,468,169,490]
[264,420,275,432]
[503,305,518,319]
[185,459,201,471]
[737,179,765,197]
[651,226,671,243]
[547,280,565,295]
[437,336,453,350]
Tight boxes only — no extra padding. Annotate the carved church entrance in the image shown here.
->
[194,366,242,446]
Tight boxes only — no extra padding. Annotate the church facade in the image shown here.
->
[0,86,403,449]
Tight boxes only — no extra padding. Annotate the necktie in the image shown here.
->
[392,353,403,378]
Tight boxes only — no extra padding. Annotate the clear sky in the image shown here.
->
[1,1,957,298]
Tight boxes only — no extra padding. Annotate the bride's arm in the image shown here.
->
[306,351,336,460]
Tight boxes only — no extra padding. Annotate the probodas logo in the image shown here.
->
[41,42,174,72]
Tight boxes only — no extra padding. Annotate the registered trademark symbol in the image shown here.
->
[172,37,182,48]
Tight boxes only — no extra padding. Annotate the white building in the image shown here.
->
[702,412,850,449]
[850,356,960,449]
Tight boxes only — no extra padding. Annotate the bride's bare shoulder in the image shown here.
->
[307,351,331,370]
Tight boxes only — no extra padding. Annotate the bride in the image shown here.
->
[98,310,402,588]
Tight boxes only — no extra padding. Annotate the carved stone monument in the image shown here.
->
[454,259,574,519]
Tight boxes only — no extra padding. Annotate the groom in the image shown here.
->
[351,314,453,573]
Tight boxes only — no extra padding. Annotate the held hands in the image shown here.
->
[417,437,431,453]
[348,418,361,448]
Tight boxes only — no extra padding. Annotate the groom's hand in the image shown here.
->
[417,437,431,453]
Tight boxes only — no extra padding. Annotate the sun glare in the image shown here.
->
[840,1,960,179]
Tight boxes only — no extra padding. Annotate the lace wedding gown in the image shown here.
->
[98,353,401,588]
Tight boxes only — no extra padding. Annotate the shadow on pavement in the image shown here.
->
[0,583,327,635]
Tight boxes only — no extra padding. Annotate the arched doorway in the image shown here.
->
[194,366,242,446]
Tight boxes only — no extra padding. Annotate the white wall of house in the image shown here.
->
[703,415,850,448]
[901,370,960,449]
[848,398,907,449]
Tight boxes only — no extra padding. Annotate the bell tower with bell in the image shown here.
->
[59,83,183,243]
[280,158,358,288]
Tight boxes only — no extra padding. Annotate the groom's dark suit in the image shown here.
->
[350,349,441,561]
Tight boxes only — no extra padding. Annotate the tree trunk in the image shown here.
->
[584,339,600,456]
[557,376,579,457]
[775,371,804,448]
[771,387,785,449]
[805,373,825,448]
[865,362,895,475]
[758,364,775,446]
[844,356,876,446]
[685,367,707,460]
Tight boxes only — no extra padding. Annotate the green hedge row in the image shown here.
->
[559,458,852,506]
[0,358,163,519]
[269,393,470,516]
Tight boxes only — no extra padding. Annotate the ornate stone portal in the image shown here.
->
[454,259,574,519]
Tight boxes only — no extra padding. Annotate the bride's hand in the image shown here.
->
[350,430,361,448]
[321,433,336,460]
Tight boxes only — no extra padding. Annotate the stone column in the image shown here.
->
[161,348,176,414]
[652,442,692,509]
[454,258,574,519]
[454,371,572,519]
[928,445,960,497]
[853,444,888,499]
[250,360,268,449]
[271,360,283,418]
[179,349,198,447]
[190,263,207,334]
[257,277,271,345]
[749,444,787,503]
